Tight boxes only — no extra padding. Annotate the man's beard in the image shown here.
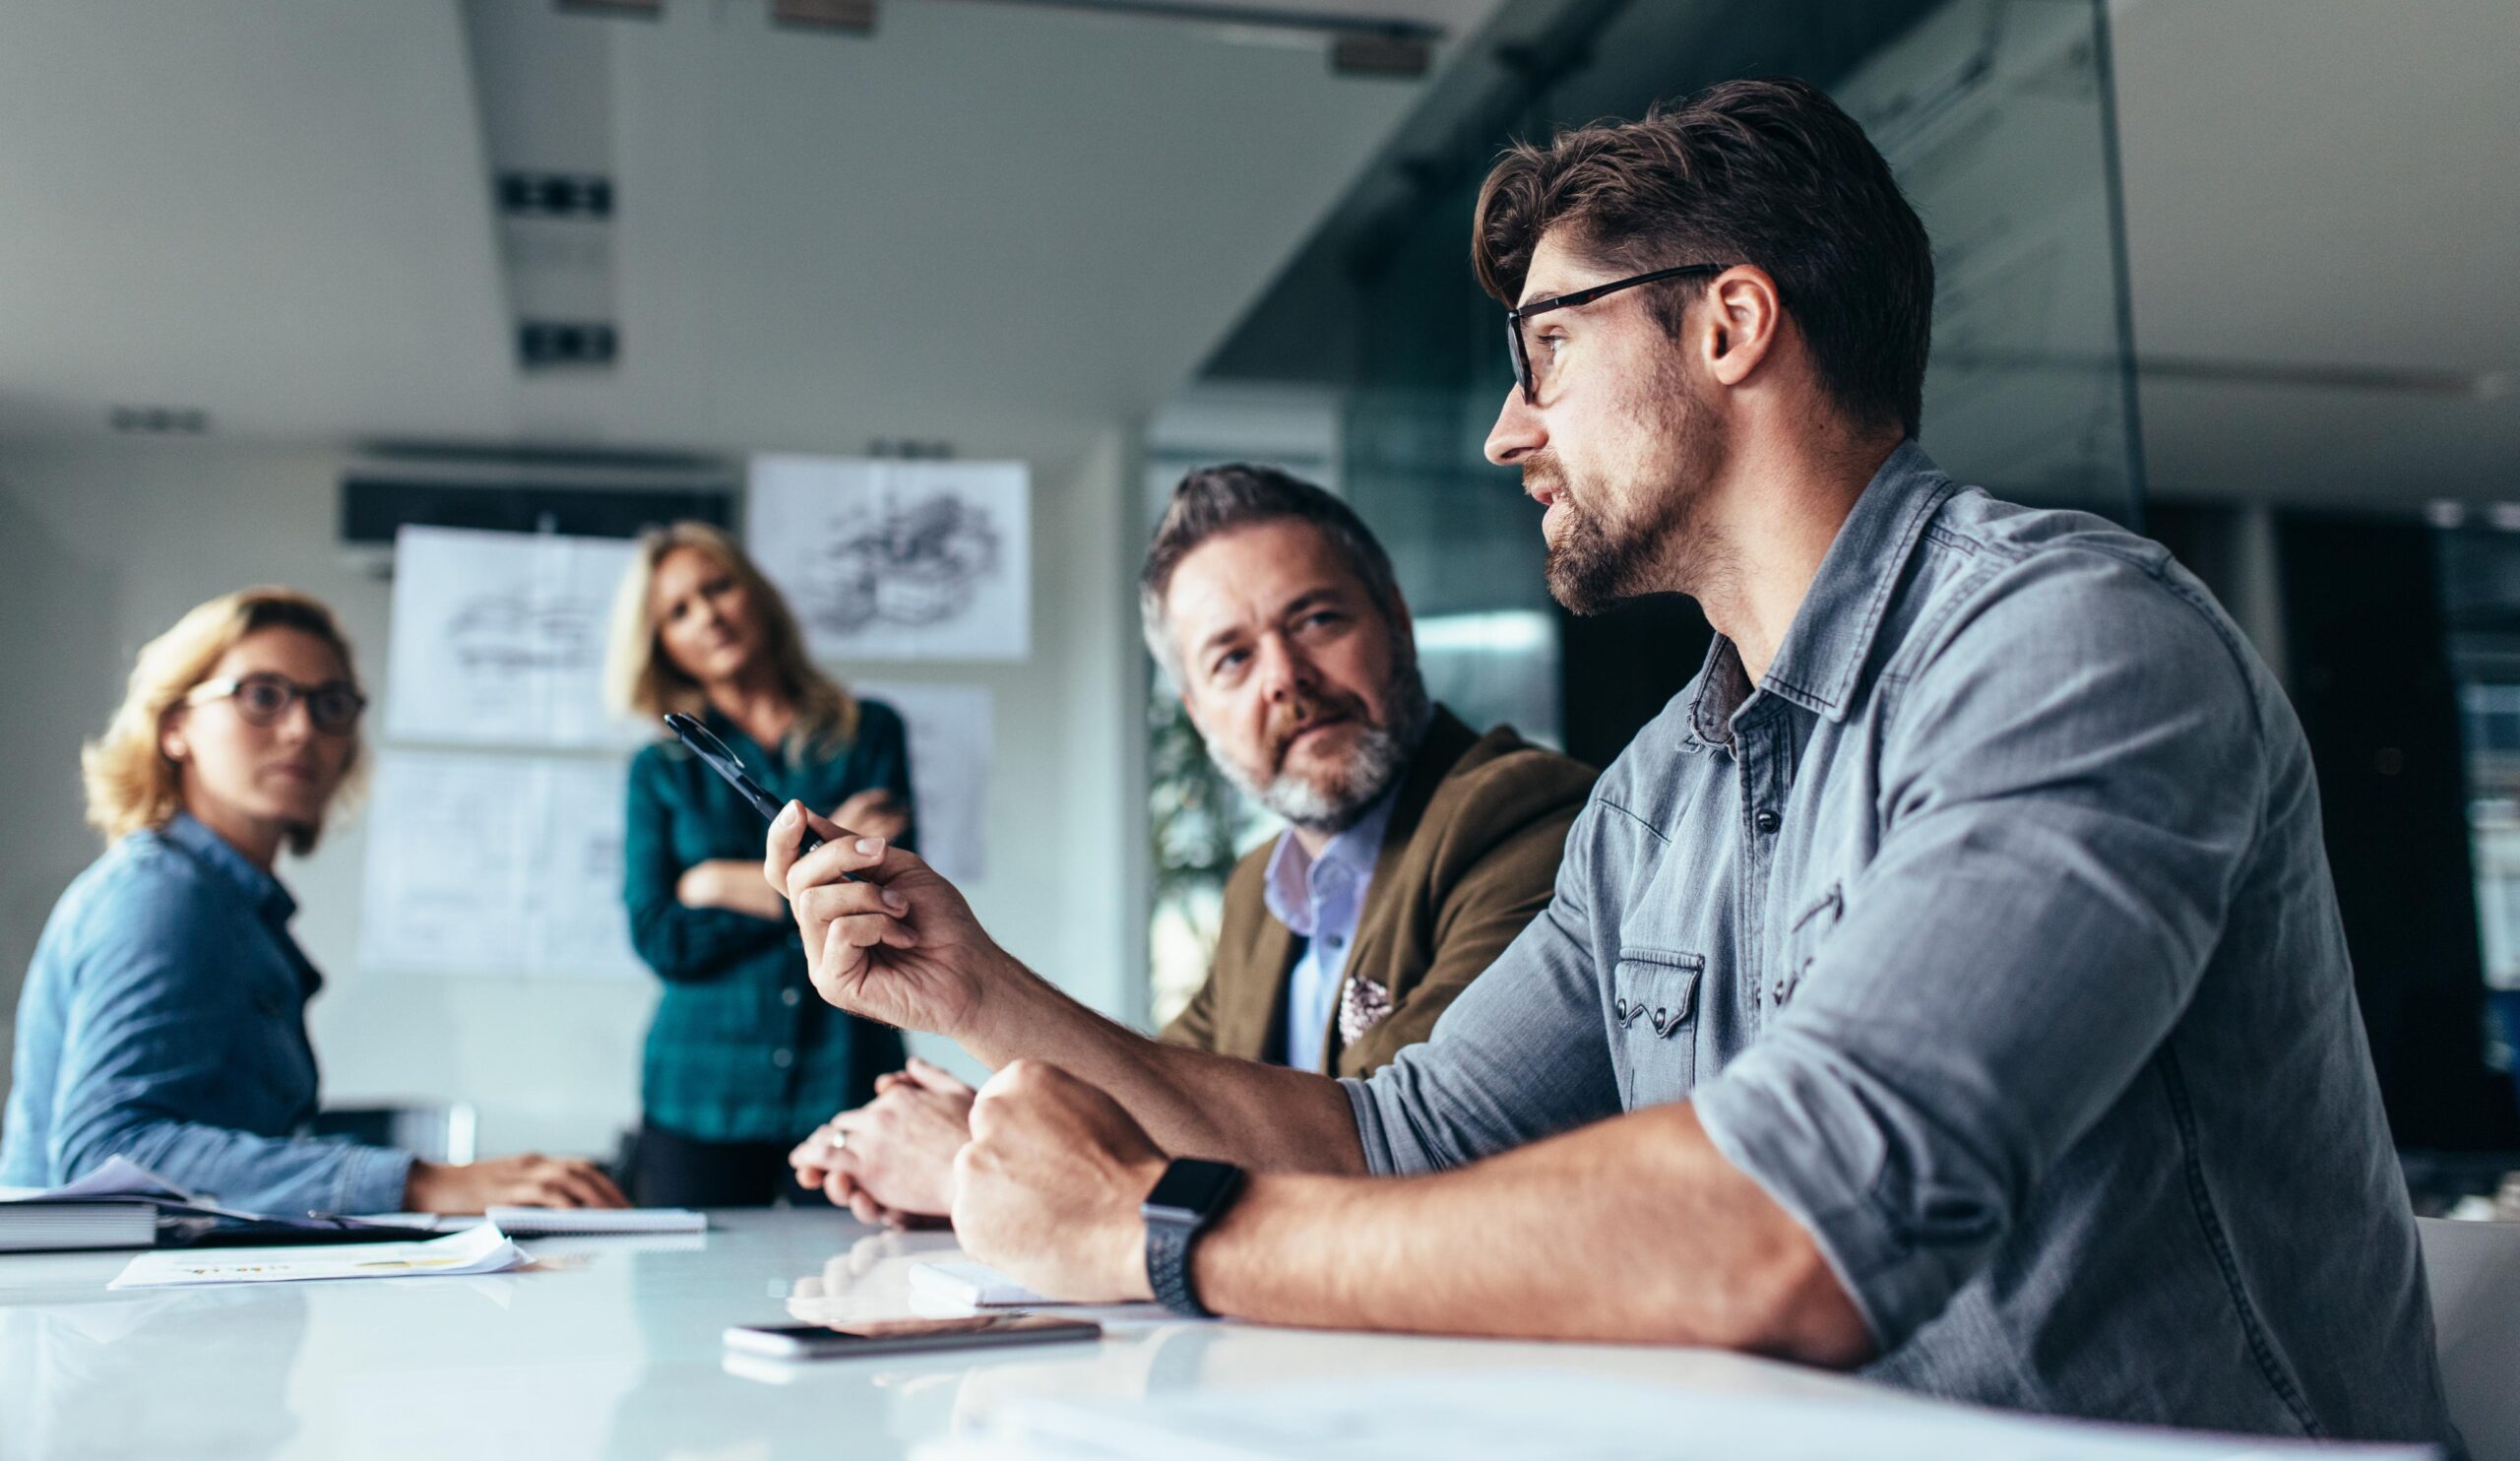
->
[1534,367,1729,615]
[1214,656,1432,835]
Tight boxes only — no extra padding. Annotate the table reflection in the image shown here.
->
[0,1288,309,1458]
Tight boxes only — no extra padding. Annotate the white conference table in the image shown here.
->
[0,1206,1910,1460]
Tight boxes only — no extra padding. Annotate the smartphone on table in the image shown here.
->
[723,1313,1102,1362]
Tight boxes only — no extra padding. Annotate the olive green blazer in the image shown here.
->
[1159,706,1596,1078]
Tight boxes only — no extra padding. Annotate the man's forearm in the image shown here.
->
[962,963,1367,1175]
[1187,1102,1876,1363]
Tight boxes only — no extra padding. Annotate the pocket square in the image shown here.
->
[1339,975,1394,1046]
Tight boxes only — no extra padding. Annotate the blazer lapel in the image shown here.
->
[1325,708,1479,1068]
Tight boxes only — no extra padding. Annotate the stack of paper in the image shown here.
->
[483,1207,704,1236]
[106,1221,530,1290]
[0,1156,195,1252]
[910,1259,1051,1307]
[0,1201,160,1253]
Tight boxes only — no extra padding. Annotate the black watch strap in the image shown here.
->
[1145,1214,1213,1318]
[1142,1158,1243,1319]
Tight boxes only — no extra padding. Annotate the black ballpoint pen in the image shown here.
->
[661,712,848,873]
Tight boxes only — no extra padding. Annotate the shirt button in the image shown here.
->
[1325,934,1345,950]
[772,1048,793,1069]
[1753,809,1781,834]
[782,987,801,1007]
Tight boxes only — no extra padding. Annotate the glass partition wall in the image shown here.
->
[1146,0,2145,1021]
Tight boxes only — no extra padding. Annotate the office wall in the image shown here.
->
[0,430,1147,1159]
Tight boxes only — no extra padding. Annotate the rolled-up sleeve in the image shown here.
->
[1692,555,2265,1348]
[1344,802,1622,1175]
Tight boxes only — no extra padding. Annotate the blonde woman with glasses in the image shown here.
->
[607,524,914,1207]
[0,588,626,1214]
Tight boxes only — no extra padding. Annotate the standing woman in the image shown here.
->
[0,587,624,1213]
[607,523,914,1207]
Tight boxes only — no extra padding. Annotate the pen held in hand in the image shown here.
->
[661,713,850,876]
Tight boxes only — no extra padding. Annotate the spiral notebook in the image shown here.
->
[481,1207,706,1236]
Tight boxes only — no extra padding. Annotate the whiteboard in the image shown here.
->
[854,681,991,884]
[384,526,647,750]
[745,457,1031,662]
[356,750,644,980]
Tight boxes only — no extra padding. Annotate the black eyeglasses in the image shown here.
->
[187,672,367,735]
[1504,263,1734,406]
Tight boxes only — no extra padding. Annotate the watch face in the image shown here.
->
[1143,1159,1240,1222]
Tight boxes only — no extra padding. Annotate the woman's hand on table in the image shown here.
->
[405,1154,629,1214]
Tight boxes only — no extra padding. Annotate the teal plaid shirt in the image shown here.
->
[622,701,912,1144]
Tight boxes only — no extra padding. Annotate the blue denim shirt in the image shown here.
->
[0,813,410,1213]
[1346,443,2453,1444]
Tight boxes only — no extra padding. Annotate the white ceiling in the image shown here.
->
[0,0,1502,464]
[0,0,2507,510]
[2110,0,2519,505]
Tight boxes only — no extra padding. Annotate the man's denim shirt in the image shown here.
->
[1346,443,2453,1443]
[0,813,410,1213]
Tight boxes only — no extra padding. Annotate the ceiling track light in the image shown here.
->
[774,0,878,32]
[553,0,1421,72]
[930,0,1440,78]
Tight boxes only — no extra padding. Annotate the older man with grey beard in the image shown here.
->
[787,464,1595,1224]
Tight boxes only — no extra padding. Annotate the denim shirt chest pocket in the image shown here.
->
[1611,948,1704,1108]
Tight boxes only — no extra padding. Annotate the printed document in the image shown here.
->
[107,1221,529,1290]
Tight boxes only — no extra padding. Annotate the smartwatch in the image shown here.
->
[1140,1157,1245,1318]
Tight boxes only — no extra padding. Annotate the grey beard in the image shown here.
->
[1216,664,1431,835]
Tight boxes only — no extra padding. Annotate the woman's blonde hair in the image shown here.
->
[83,586,367,855]
[604,522,858,756]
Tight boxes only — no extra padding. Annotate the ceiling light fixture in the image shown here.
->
[931,0,1441,78]
[774,0,878,32]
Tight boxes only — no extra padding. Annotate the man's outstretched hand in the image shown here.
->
[764,800,1022,1043]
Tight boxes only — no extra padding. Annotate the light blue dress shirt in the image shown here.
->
[1261,790,1398,1073]
[0,812,410,1214]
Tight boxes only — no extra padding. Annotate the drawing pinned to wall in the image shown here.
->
[358,751,643,980]
[856,681,991,884]
[385,526,645,749]
[745,456,1031,662]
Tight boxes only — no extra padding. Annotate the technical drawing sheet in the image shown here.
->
[745,456,1031,662]
[384,525,646,749]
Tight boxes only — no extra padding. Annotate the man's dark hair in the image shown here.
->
[1473,76,1934,438]
[1140,464,1407,680]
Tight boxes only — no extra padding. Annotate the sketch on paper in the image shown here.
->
[856,681,991,883]
[808,494,1002,637]
[746,457,1031,662]
[357,750,644,980]
[386,526,646,750]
